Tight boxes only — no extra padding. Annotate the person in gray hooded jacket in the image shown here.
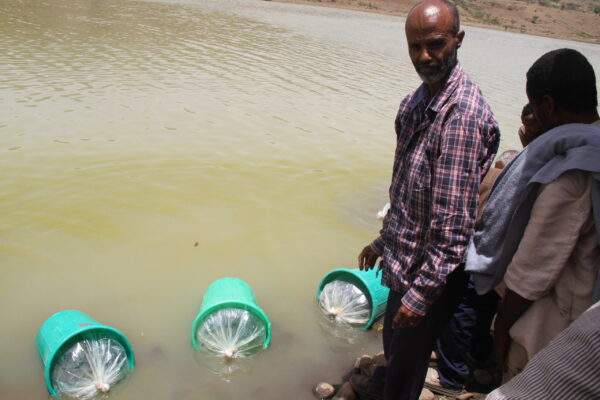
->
[466,48,600,382]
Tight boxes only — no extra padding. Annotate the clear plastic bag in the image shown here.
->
[319,280,371,326]
[52,334,131,399]
[196,308,267,359]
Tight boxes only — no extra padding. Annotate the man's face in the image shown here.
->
[405,5,463,85]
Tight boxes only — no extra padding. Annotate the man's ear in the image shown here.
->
[541,95,556,113]
[540,95,562,126]
[456,30,465,49]
[541,95,559,121]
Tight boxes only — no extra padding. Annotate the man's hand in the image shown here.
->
[358,245,379,271]
[392,304,424,328]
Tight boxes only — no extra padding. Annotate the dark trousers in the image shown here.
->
[371,267,469,400]
[435,278,500,389]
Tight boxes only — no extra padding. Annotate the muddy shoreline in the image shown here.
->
[272,0,600,44]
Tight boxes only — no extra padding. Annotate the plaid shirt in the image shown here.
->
[371,63,500,316]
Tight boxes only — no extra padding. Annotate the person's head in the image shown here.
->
[519,103,544,146]
[405,0,464,91]
[494,149,518,169]
[526,48,598,131]
[521,103,534,124]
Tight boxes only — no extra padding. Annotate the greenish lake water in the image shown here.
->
[1,0,599,398]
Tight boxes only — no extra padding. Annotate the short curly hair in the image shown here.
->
[526,49,597,114]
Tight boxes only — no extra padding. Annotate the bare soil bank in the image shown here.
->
[273,0,600,44]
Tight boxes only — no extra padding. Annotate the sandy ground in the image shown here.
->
[272,0,600,44]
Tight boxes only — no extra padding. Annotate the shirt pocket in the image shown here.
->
[406,155,432,195]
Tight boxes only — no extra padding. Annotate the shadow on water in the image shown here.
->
[192,350,262,382]
[314,307,378,350]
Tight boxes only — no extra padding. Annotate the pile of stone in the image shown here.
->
[312,349,497,400]
[312,352,437,400]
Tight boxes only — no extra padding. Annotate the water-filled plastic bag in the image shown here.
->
[318,280,371,326]
[51,334,131,399]
[196,308,267,359]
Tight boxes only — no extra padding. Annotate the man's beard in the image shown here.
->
[416,46,457,85]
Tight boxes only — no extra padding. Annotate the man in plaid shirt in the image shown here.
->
[351,1,500,399]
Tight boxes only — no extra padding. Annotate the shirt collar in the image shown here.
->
[408,62,464,113]
[408,84,429,109]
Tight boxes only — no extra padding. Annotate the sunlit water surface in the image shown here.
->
[1,0,599,398]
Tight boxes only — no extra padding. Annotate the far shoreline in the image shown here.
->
[270,0,600,45]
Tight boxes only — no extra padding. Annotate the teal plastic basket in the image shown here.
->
[191,277,272,349]
[317,268,389,329]
[36,310,135,397]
